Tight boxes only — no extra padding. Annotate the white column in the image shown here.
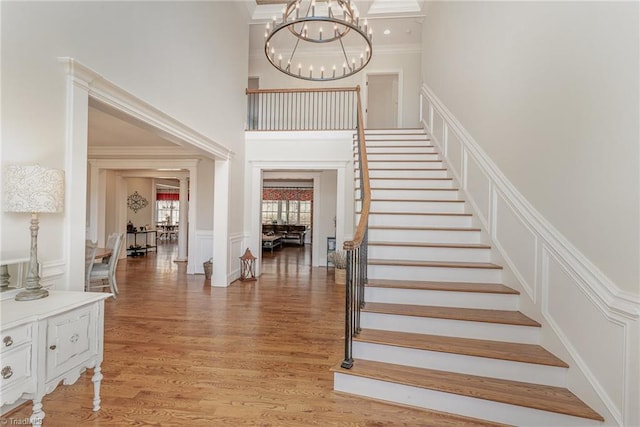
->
[213,159,230,286]
[176,177,189,262]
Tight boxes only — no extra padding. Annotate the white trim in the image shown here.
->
[59,58,234,161]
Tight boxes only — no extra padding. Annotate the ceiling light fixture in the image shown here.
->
[264,0,373,81]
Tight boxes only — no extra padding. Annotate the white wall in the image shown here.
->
[1,1,249,287]
[126,178,154,229]
[249,46,422,128]
[421,1,639,295]
[420,2,640,425]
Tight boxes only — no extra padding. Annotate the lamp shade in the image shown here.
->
[3,165,65,213]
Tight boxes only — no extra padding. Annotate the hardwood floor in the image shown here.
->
[3,244,503,426]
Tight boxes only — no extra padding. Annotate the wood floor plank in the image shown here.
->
[355,329,568,367]
[363,302,541,326]
[366,279,519,294]
[3,245,504,426]
[333,360,603,421]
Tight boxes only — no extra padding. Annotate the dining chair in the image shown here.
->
[85,240,98,291]
[89,232,124,297]
[101,232,120,264]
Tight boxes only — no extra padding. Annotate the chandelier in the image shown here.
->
[264,0,373,82]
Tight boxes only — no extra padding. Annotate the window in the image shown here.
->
[261,200,312,226]
[156,200,180,225]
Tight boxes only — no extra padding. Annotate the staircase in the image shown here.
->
[332,129,604,426]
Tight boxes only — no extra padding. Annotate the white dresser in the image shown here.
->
[1,291,110,426]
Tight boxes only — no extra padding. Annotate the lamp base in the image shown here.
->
[15,287,49,301]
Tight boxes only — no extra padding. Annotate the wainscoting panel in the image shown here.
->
[447,129,463,182]
[228,233,244,283]
[420,83,639,426]
[40,260,66,290]
[432,110,445,148]
[465,152,491,228]
[543,247,626,424]
[193,230,214,275]
[494,192,537,300]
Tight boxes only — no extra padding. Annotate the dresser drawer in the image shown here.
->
[1,323,33,354]
[46,303,99,381]
[0,344,34,401]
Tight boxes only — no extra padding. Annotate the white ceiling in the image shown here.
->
[89,0,426,155]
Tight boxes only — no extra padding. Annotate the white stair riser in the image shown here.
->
[368,169,449,179]
[363,179,455,189]
[368,245,492,263]
[353,342,566,387]
[365,287,518,310]
[359,161,444,169]
[365,153,442,161]
[366,214,473,228]
[365,200,466,213]
[365,189,460,200]
[368,264,502,283]
[365,134,431,140]
[361,313,539,344]
[333,374,600,427]
[369,228,482,244]
[366,146,439,154]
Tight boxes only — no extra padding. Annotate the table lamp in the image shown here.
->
[3,165,65,301]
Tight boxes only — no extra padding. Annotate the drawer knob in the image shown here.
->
[70,333,79,343]
[2,336,13,347]
[49,345,57,350]
[1,366,13,379]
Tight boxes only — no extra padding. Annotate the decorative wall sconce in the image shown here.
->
[127,191,148,213]
[239,249,257,282]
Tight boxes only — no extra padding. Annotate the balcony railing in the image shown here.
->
[246,87,358,131]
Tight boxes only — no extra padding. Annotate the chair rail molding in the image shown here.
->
[420,83,639,427]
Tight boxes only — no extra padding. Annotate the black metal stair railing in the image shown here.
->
[341,87,369,369]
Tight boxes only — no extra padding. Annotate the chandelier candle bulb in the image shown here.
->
[298,63,302,75]
[321,66,324,78]
[360,53,364,66]
[333,65,336,78]
[278,54,282,67]
[319,26,323,40]
[309,65,313,78]
[311,0,315,16]
[296,2,299,19]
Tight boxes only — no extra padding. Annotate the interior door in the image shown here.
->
[366,73,399,129]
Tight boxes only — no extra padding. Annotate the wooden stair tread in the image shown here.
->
[367,177,453,181]
[368,198,465,203]
[368,259,503,269]
[369,241,491,249]
[363,302,540,326]
[369,159,442,163]
[333,360,603,421]
[370,187,459,191]
[366,279,518,294]
[369,225,481,231]
[355,329,568,367]
[358,167,448,171]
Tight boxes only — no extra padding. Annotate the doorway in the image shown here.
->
[366,73,400,129]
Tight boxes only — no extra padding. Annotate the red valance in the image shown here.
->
[157,193,179,201]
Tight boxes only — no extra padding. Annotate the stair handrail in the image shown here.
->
[341,85,369,369]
